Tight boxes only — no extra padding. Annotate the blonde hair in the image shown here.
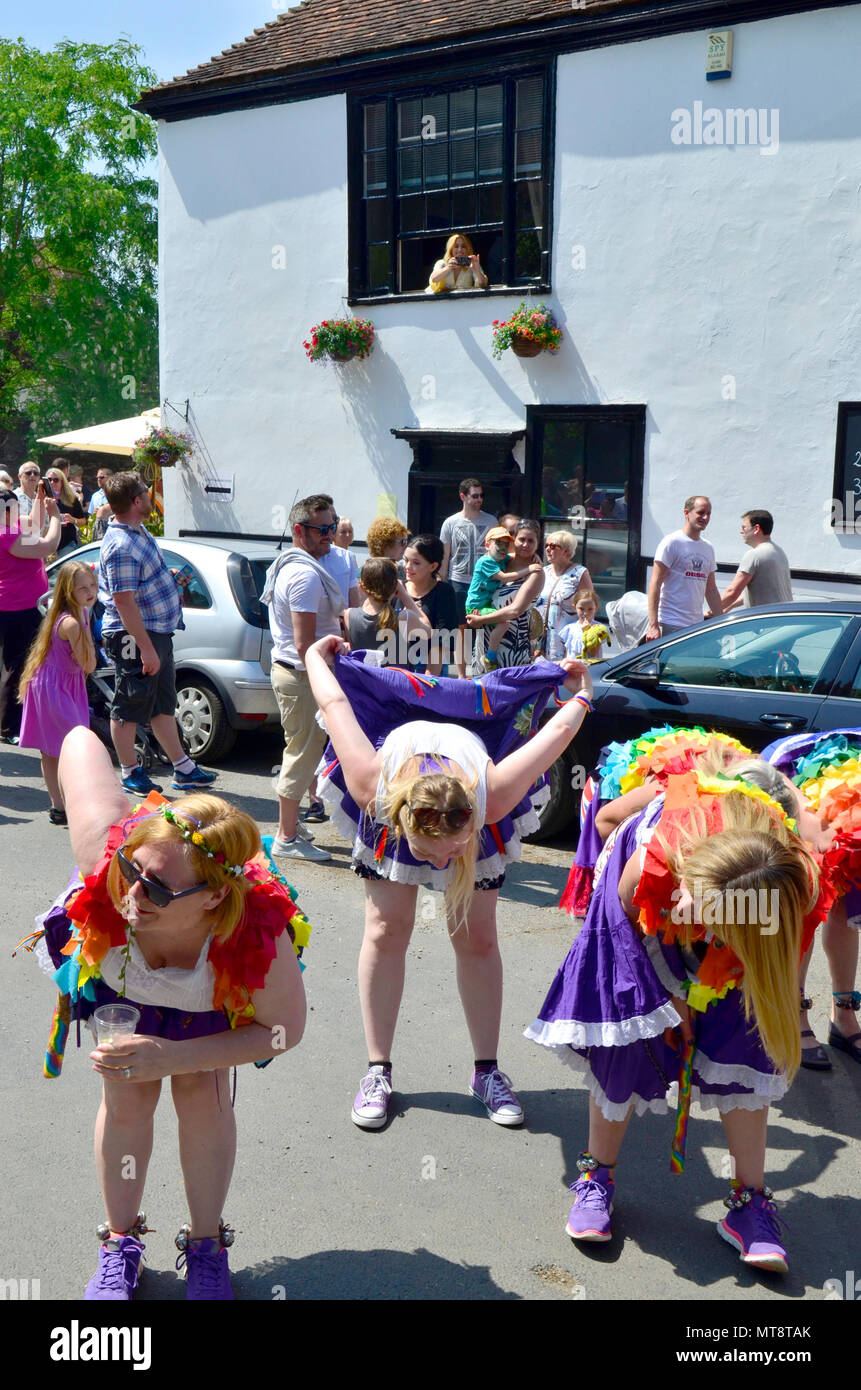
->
[574,587,600,610]
[45,468,77,509]
[660,792,817,1079]
[106,795,262,943]
[366,516,409,556]
[380,770,480,927]
[18,561,94,699]
[358,557,399,633]
[444,232,476,259]
[545,529,578,558]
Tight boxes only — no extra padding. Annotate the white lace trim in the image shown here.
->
[692,1051,787,1099]
[524,999,681,1049]
[642,934,687,996]
[528,1043,784,1119]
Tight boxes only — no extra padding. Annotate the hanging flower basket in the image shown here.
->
[491,303,563,360]
[304,318,375,364]
[131,426,193,479]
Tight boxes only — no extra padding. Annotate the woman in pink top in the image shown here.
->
[0,486,62,742]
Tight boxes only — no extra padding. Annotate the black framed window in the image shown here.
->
[350,64,553,299]
[831,402,861,532]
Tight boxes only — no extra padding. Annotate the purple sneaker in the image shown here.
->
[469,1068,524,1126]
[84,1235,145,1300]
[718,1186,788,1273]
[566,1155,615,1242]
[177,1238,234,1300]
[352,1065,393,1129]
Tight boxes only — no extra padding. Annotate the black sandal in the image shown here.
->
[800,993,832,1071]
[829,991,861,1064]
[48,807,68,826]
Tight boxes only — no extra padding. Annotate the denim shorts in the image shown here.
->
[104,629,177,724]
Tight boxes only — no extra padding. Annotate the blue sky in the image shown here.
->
[0,0,300,83]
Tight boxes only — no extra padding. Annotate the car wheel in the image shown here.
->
[174,678,236,763]
[524,749,578,843]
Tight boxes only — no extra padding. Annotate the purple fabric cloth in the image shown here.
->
[574,789,604,873]
[528,809,782,1115]
[19,618,89,757]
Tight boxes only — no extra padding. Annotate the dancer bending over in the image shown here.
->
[305,639,592,1130]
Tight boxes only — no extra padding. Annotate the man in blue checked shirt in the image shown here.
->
[99,472,216,794]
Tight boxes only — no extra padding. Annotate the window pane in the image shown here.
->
[398,193,425,233]
[398,146,422,192]
[425,190,449,229]
[657,615,852,693]
[364,102,387,150]
[368,243,390,291]
[365,198,388,243]
[451,137,475,184]
[515,228,542,278]
[450,89,475,133]
[364,150,387,195]
[515,129,542,177]
[477,182,503,224]
[423,140,448,188]
[516,76,543,129]
[398,236,440,293]
[477,133,503,181]
[482,230,504,285]
[397,98,422,142]
[423,94,448,138]
[451,187,476,229]
[477,84,503,130]
[516,179,543,228]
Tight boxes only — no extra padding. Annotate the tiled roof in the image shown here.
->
[141,0,637,98]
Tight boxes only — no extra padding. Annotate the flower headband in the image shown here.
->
[161,805,246,877]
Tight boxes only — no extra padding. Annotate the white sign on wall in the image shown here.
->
[706,30,733,81]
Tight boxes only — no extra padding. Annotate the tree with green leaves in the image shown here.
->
[0,37,159,463]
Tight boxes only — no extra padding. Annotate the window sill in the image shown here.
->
[348,284,551,307]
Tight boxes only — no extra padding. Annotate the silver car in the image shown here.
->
[47,536,282,761]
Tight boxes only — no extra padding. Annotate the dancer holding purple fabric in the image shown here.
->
[305,638,593,1130]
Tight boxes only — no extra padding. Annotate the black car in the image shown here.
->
[533,600,861,840]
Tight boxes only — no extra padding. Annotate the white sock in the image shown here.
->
[173,756,196,774]
[121,764,137,779]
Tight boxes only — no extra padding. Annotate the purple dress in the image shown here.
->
[525,809,786,1120]
[317,653,565,889]
[19,618,89,757]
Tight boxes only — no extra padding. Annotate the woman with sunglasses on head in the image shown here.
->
[304,636,593,1130]
[465,518,546,675]
[45,467,86,555]
[31,726,308,1301]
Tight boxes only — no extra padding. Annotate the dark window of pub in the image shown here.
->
[351,66,553,299]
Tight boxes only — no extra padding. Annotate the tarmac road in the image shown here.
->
[1,734,858,1307]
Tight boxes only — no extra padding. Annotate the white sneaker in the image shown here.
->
[270,835,331,863]
[293,821,315,842]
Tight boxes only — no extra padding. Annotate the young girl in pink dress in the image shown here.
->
[19,560,98,823]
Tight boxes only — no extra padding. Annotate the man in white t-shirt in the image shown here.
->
[720,509,793,611]
[646,495,722,640]
[439,478,497,619]
[265,494,358,862]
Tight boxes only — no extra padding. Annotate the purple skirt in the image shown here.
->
[525,813,786,1119]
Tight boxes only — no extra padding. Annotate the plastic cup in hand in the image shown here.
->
[93,1003,140,1045]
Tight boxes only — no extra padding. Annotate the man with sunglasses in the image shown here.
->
[261,494,359,862]
[14,461,42,520]
[439,478,497,621]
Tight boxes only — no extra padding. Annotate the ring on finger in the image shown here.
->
[123,1067,132,1079]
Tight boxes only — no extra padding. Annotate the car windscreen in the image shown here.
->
[654,613,854,694]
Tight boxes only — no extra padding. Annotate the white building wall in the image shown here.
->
[158,5,861,581]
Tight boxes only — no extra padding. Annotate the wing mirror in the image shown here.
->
[619,657,661,686]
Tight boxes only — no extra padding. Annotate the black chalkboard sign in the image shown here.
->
[832,403,861,531]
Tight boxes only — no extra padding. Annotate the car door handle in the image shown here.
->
[759,713,808,731]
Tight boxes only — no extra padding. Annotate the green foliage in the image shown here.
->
[0,38,159,451]
[491,302,563,359]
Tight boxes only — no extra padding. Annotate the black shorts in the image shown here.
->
[353,860,505,893]
[104,629,177,724]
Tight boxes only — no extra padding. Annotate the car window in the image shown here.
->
[655,614,854,694]
[160,549,211,610]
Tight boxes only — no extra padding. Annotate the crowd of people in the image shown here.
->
[3,464,856,1304]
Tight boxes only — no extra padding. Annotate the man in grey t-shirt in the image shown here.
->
[439,477,497,617]
[721,509,792,610]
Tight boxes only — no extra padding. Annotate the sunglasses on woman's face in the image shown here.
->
[116,847,209,908]
[408,806,473,833]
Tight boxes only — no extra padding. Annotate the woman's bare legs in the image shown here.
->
[587,1096,633,1165]
[41,753,62,808]
[824,900,860,1038]
[172,1070,236,1238]
[358,878,418,1060]
[95,1078,162,1233]
[447,887,503,1058]
[720,1105,768,1190]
